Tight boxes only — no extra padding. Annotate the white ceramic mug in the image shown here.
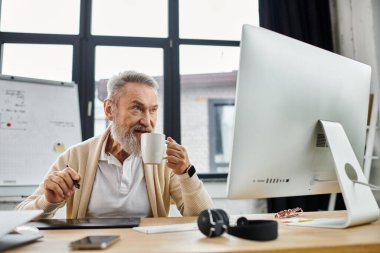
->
[141,133,166,164]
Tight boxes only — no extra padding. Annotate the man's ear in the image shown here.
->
[104,99,114,121]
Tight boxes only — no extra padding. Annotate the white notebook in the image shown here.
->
[133,223,198,234]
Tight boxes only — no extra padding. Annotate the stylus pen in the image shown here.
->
[66,164,80,189]
[73,180,81,189]
[66,149,80,189]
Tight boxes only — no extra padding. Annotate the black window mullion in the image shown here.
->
[78,39,95,140]
[0,32,78,44]
[179,38,239,47]
[165,0,181,142]
[77,0,93,140]
[91,36,167,47]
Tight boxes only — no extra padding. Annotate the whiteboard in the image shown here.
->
[0,75,81,191]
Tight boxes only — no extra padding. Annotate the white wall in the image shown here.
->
[330,0,380,203]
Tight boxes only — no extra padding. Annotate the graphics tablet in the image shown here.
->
[28,217,140,230]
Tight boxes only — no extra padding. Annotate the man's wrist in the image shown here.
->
[177,164,196,179]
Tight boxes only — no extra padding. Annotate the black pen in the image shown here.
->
[73,180,80,189]
[66,164,80,189]
[66,149,80,189]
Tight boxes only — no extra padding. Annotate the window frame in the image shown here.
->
[208,98,235,174]
[0,0,242,181]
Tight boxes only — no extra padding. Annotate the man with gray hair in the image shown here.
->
[17,70,213,218]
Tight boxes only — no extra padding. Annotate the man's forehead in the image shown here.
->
[119,84,158,105]
[122,82,157,94]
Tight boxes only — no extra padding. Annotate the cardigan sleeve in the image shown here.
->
[169,170,214,216]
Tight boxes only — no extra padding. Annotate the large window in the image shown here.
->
[91,0,168,37]
[179,0,259,40]
[0,0,80,34]
[1,44,73,81]
[0,0,259,179]
[180,45,239,174]
[179,0,258,175]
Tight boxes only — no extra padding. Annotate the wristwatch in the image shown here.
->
[186,165,196,178]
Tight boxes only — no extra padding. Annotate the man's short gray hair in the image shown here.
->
[106,70,159,103]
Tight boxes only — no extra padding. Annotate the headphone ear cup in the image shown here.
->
[212,209,229,236]
[197,209,229,238]
[197,209,212,237]
[237,217,248,226]
[214,209,230,225]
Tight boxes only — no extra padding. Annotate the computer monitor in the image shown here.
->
[227,24,379,228]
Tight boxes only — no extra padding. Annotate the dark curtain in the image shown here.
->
[259,0,333,51]
[258,0,345,213]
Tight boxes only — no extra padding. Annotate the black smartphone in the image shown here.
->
[70,235,120,250]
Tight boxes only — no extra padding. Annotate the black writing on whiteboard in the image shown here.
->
[50,121,75,128]
[0,89,27,130]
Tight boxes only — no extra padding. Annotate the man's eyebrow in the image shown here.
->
[129,100,146,107]
[130,100,158,108]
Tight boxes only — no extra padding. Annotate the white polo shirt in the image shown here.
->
[87,136,152,218]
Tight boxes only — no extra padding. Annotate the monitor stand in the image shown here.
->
[288,120,380,228]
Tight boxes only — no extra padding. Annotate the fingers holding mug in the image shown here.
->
[165,137,190,175]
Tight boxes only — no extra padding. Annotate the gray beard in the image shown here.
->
[110,123,141,156]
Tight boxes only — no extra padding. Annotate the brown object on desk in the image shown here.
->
[275,207,303,219]
[7,211,380,253]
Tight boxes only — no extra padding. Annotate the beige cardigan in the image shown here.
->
[16,127,213,218]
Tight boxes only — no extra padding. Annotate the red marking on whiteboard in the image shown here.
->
[6,122,11,127]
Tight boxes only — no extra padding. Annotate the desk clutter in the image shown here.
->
[0,210,379,252]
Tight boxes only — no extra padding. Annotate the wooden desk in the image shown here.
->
[7,211,380,253]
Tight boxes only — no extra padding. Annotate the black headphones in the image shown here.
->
[197,209,278,241]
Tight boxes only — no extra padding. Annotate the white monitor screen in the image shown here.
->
[227,25,371,199]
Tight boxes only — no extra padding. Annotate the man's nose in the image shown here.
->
[140,112,152,128]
